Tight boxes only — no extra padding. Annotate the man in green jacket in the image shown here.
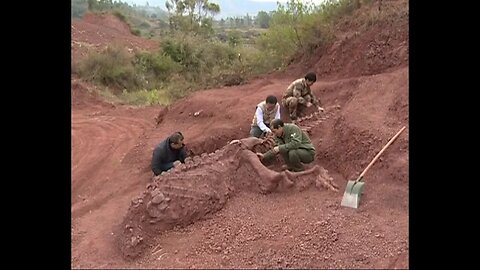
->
[256,119,316,172]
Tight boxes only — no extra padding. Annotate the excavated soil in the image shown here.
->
[72,1,409,268]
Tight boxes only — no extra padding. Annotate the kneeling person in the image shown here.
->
[282,72,323,120]
[151,132,187,176]
[250,95,281,138]
[257,119,315,172]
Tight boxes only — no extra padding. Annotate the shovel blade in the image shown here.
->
[341,180,365,208]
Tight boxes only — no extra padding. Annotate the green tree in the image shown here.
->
[87,0,96,11]
[228,17,235,28]
[255,11,271,28]
[234,17,244,28]
[271,0,315,49]
[227,30,242,47]
[245,13,252,27]
[165,0,220,34]
[72,0,88,17]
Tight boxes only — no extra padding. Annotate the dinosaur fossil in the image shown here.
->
[117,107,339,260]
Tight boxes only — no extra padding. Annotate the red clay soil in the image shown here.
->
[71,13,159,67]
[72,1,409,268]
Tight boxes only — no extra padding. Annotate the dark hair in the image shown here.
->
[270,119,284,129]
[170,132,184,144]
[305,72,317,82]
[266,95,277,104]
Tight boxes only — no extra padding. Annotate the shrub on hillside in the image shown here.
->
[162,35,249,86]
[130,28,141,36]
[112,10,126,22]
[76,45,143,92]
[119,88,171,105]
[72,0,88,18]
[134,51,182,85]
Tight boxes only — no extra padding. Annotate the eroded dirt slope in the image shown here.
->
[71,13,159,67]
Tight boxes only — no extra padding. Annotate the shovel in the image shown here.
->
[341,126,406,208]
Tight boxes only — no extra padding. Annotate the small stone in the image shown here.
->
[131,236,142,246]
[151,193,165,204]
[158,202,168,210]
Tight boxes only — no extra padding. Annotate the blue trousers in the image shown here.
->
[250,123,270,138]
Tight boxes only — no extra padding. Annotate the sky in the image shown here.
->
[124,0,326,8]
[122,0,327,18]
[251,0,325,3]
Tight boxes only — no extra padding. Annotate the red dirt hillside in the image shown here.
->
[71,13,159,67]
[72,1,409,268]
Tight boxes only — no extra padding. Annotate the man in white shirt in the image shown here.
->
[250,95,281,138]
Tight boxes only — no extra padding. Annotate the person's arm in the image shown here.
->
[255,107,271,132]
[151,146,161,165]
[312,93,324,112]
[179,147,187,163]
[262,150,274,161]
[262,149,276,161]
[292,84,303,99]
[261,136,283,161]
[293,84,307,104]
[151,143,166,171]
[278,125,302,151]
[310,90,320,107]
[275,104,281,119]
[156,142,167,163]
[307,89,323,111]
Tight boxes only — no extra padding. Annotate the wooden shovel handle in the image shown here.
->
[355,126,406,182]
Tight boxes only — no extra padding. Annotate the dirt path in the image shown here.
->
[71,102,158,266]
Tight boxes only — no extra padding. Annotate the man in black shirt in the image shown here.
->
[151,132,187,176]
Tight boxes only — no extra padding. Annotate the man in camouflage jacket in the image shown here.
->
[282,72,324,120]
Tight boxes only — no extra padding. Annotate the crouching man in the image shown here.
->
[256,119,315,172]
[151,132,187,176]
